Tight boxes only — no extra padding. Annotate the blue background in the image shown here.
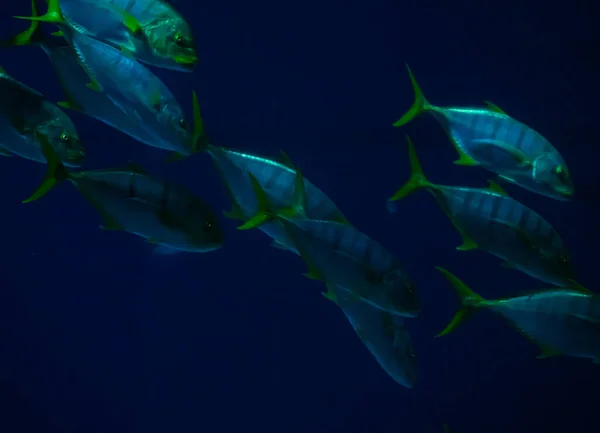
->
[1,0,599,432]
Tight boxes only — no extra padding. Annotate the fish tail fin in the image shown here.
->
[388,135,433,203]
[191,90,208,153]
[434,267,486,337]
[393,64,431,127]
[14,0,64,24]
[2,0,47,47]
[23,133,70,203]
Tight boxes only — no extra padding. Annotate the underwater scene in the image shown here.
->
[0,0,598,432]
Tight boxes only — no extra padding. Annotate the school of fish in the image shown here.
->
[1,0,596,419]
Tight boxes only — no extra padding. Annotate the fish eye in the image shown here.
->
[179,118,187,129]
[554,165,568,181]
[60,132,70,142]
[174,34,190,48]
[204,221,213,230]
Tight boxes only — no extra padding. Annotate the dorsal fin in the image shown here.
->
[487,180,508,196]
[126,162,146,174]
[567,279,592,294]
[484,100,507,115]
[0,66,7,74]
[277,151,295,169]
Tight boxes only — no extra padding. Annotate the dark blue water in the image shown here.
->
[1,1,598,432]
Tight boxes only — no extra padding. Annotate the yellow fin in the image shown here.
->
[86,81,102,92]
[487,180,508,196]
[566,279,592,294]
[536,344,561,359]
[484,100,507,114]
[451,139,479,166]
[455,232,478,251]
[322,284,338,305]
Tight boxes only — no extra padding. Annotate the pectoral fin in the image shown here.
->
[471,138,531,168]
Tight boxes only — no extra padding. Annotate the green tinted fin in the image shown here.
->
[455,234,478,251]
[0,148,13,157]
[51,30,63,37]
[106,6,142,34]
[191,91,207,152]
[393,64,432,127]
[57,100,81,112]
[2,0,43,47]
[487,180,508,196]
[236,172,273,230]
[14,0,64,24]
[434,267,486,337]
[126,162,146,174]
[166,152,187,162]
[536,343,562,359]
[22,132,70,203]
[484,100,507,114]
[86,81,102,92]
[289,165,306,218]
[73,184,123,230]
[223,201,246,221]
[322,284,338,305]
[120,44,135,58]
[566,280,592,294]
[0,66,6,74]
[277,151,295,169]
[471,138,531,167]
[388,135,435,202]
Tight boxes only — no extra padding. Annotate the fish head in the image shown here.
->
[383,268,420,317]
[186,200,224,250]
[533,154,574,200]
[35,104,85,167]
[157,102,194,150]
[392,326,418,388]
[144,15,197,70]
[540,247,572,281]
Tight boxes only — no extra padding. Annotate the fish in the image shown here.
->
[0,65,84,167]
[1,0,156,147]
[240,174,420,317]
[323,284,418,388]
[42,22,201,155]
[388,135,572,287]
[393,64,573,201]
[23,134,223,253]
[17,0,197,71]
[435,267,600,363]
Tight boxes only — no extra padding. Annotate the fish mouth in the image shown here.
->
[174,55,198,68]
[65,149,86,166]
[556,187,574,199]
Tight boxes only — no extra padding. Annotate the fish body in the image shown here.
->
[436,267,600,362]
[41,40,155,144]
[279,217,419,318]
[39,0,197,71]
[394,65,573,201]
[25,138,223,253]
[488,290,600,360]
[0,67,84,166]
[209,146,347,243]
[63,28,193,154]
[331,285,418,387]
[434,184,570,286]
[389,136,571,287]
